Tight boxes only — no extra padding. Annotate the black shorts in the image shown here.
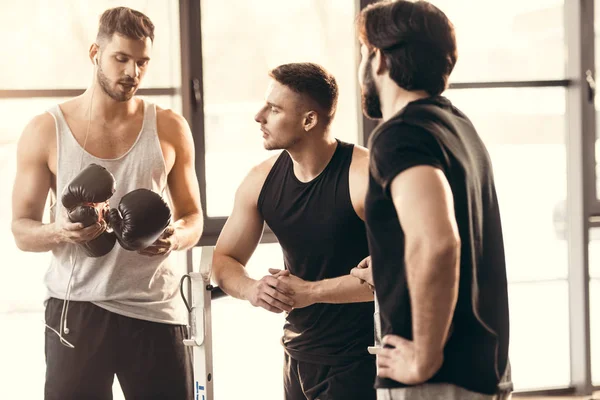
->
[44,298,192,400]
[284,352,376,400]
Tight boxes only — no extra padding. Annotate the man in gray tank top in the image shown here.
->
[11,7,203,400]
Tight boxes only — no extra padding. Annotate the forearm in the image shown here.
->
[11,219,61,252]
[312,274,374,304]
[172,212,203,250]
[212,253,256,301]
[407,239,459,376]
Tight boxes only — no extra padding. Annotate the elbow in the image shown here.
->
[434,234,460,263]
[211,253,227,287]
[13,238,28,252]
[11,222,27,251]
[432,235,460,282]
[190,212,204,244]
[414,352,444,383]
[424,232,460,266]
[409,234,460,278]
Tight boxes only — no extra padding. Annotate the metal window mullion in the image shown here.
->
[448,80,571,89]
[565,0,594,395]
[180,0,214,243]
[0,88,179,98]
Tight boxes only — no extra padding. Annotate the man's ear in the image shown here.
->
[373,49,387,75]
[89,43,100,66]
[303,111,318,132]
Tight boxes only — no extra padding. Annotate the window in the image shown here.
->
[445,88,568,282]
[589,228,600,385]
[430,0,565,82]
[0,1,181,89]
[200,0,360,217]
[507,281,571,389]
[209,244,286,400]
[444,87,570,389]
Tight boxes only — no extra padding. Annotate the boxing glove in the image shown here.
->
[61,163,117,257]
[106,188,171,251]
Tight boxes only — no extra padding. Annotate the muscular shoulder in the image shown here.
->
[350,144,369,179]
[156,106,192,146]
[18,112,56,161]
[349,144,369,220]
[236,153,281,207]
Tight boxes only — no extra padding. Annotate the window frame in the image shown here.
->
[0,0,595,394]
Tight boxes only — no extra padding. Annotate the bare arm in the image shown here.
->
[212,158,295,313]
[140,111,203,255]
[165,112,203,250]
[291,272,373,307]
[11,114,103,252]
[349,144,370,221]
[379,165,460,382]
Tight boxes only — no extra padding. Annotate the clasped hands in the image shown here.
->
[246,268,315,314]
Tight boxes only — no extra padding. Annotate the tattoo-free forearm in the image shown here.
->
[406,237,460,377]
[172,212,204,250]
[211,252,256,301]
[312,274,374,304]
[11,219,62,252]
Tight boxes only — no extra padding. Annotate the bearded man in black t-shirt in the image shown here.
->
[350,2,512,399]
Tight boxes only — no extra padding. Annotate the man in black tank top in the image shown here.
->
[212,63,376,400]
[351,2,512,400]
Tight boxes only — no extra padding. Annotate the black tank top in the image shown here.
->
[258,140,374,365]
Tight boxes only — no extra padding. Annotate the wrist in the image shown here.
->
[240,276,258,301]
[308,280,321,304]
[49,223,64,245]
[171,228,182,251]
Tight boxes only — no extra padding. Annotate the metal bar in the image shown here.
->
[198,229,279,247]
[179,0,208,231]
[182,247,214,400]
[590,214,600,226]
[512,386,575,397]
[506,278,568,285]
[564,0,594,394]
[448,80,572,90]
[0,88,179,98]
[0,80,571,100]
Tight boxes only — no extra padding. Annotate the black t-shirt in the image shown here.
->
[365,96,510,395]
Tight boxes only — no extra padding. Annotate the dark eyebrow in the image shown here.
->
[267,101,282,109]
[114,51,150,61]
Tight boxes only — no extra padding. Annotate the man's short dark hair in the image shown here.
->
[269,63,339,125]
[357,0,457,96]
[97,7,155,43]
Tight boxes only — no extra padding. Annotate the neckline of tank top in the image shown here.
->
[288,139,342,186]
[56,99,148,162]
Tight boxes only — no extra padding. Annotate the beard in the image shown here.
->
[263,135,300,151]
[97,63,137,102]
[361,61,383,119]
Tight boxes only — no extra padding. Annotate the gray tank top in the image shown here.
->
[44,100,186,325]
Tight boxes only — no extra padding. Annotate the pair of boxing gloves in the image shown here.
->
[61,163,172,257]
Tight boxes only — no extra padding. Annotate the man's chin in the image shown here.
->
[116,87,138,102]
[263,140,282,151]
